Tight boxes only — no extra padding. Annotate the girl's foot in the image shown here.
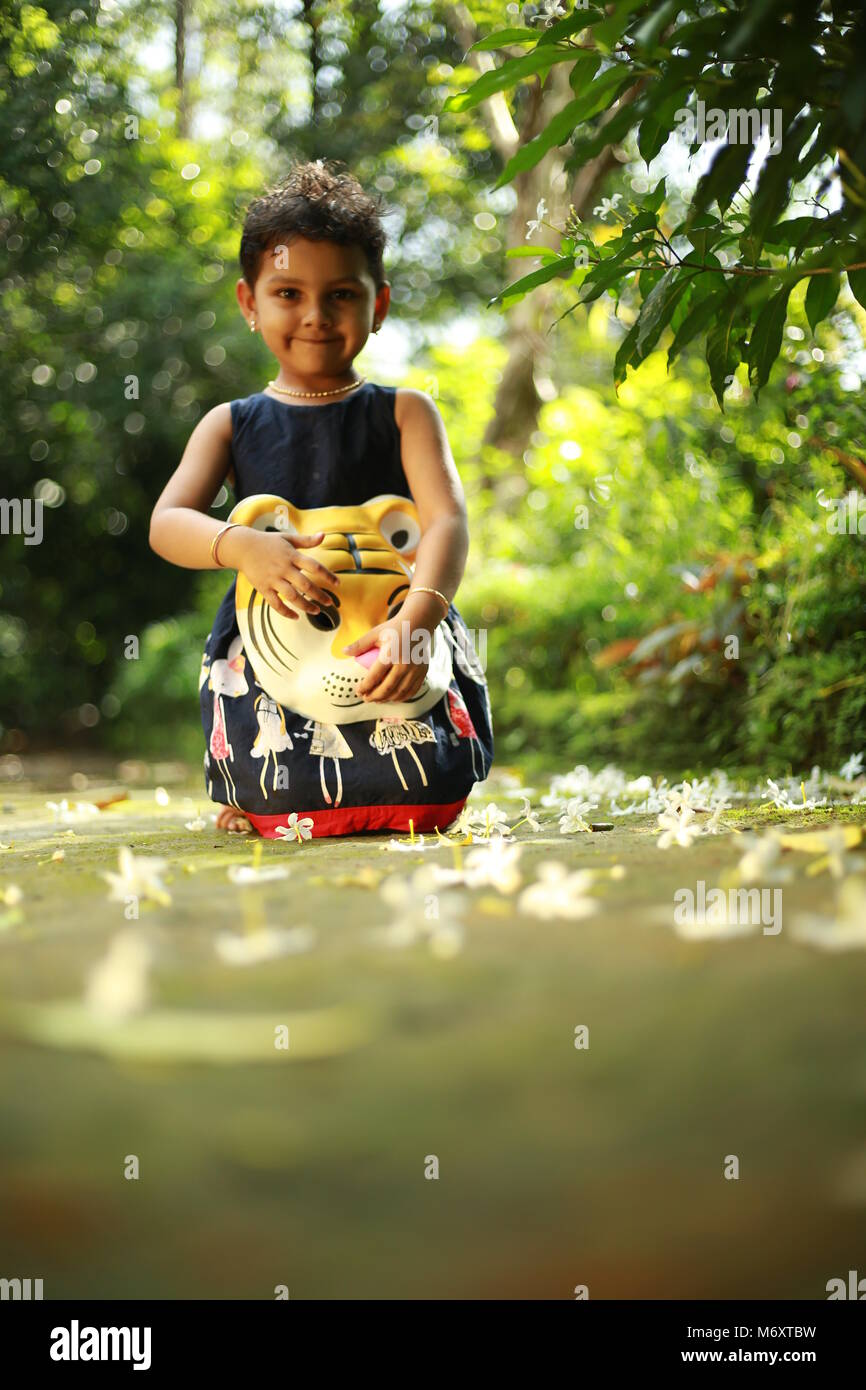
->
[215,805,254,834]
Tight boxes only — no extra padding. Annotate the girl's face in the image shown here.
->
[237,236,389,385]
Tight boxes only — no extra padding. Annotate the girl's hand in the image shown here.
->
[229,527,342,620]
[343,617,431,704]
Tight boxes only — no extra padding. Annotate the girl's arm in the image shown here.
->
[149,404,246,569]
[394,388,469,632]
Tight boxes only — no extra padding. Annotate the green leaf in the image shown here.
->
[493,79,617,188]
[804,271,840,333]
[567,50,602,93]
[747,281,798,395]
[692,141,753,219]
[488,255,579,309]
[578,256,633,306]
[469,28,539,51]
[847,266,866,311]
[749,110,820,251]
[505,244,561,262]
[644,177,667,213]
[613,319,640,387]
[537,9,605,45]
[635,267,692,356]
[763,216,830,252]
[638,92,686,164]
[442,47,569,113]
[632,0,682,52]
[668,284,732,368]
[706,301,742,409]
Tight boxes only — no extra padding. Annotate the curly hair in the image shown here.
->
[239,159,388,289]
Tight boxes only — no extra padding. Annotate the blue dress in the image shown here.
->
[199,382,494,838]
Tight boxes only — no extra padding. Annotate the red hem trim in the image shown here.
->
[245,798,468,840]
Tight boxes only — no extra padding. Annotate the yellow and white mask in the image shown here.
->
[228,492,453,724]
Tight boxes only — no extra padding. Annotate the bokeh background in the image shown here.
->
[2,0,866,1303]
[2,0,865,780]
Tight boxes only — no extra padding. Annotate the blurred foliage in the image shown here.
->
[2,1,865,779]
[108,290,866,774]
[0,0,508,746]
[449,0,866,405]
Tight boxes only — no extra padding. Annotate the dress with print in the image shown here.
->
[199,382,494,839]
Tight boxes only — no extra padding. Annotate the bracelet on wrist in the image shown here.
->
[407,585,450,617]
[211,521,242,568]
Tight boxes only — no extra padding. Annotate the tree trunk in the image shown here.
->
[175,0,189,139]
[447,5,628,469]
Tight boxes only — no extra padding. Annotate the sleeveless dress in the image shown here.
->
[199,382,495,839]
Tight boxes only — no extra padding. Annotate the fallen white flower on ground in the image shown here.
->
[374,868,466,956]
[84,930,153,1019]
[792,878,866,951]
[100,846,172,907]
[227,864,291,885]
[517,864,599,921]
[275,813,314,843]
[656,803,702,849]
[559,797,598,834]
[462,840,523,894]
[734,830,794,885]
[215,926,315,966]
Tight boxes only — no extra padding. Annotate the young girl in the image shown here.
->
[149,160,494,840]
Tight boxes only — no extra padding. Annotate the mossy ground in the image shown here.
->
[1,755,866,1299]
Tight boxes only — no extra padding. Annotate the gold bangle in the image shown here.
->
[408,585,450,615]
[211,521,241,568]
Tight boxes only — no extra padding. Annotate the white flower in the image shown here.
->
[215,926,315,965]
[656,803,701,849]
[45,798,100,823]
[474,802,512,838]
[383,835,430,853]
[154,787,170,806]
[526,197,548,240]
[809,827,858,879]
[705,798,731,833]
[374,867,465,956]
[518,863,599,921]
[100,846,171,907]
[762,778,791,809]
[516,794,542,831]
[840,752,864,781]
[227,864,291,885]
[275,813,314,843]
[185,816,207,831]
[792,878,866,951]
[735,829,793,885]
[559,796,597,834]
[463,840,523,894]
[592,193,622,221]
[84,930,152,1019]
[1,883,23,906]
[673,903,757,943]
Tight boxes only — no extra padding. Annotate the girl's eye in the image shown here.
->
[277,289,355,300]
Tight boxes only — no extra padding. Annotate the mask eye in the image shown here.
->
[307,607,339,632]
[259,508,297,535]
[380,509,420,554]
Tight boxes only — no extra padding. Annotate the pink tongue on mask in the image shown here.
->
[353,646,380,669]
